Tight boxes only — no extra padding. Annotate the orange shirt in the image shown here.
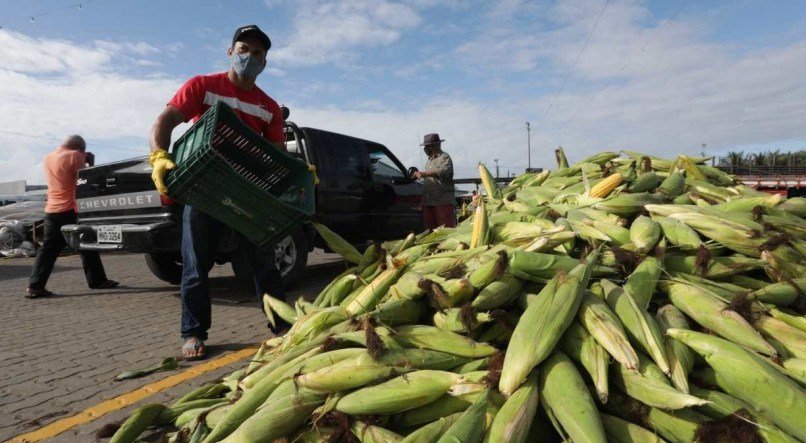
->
[43,147,87,213]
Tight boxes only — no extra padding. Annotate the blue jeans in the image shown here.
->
[180,205,284,341]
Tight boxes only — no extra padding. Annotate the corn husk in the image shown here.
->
[539,352,606,443]
[667,328,806,441]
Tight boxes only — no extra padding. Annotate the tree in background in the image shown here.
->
[718,150,805,168]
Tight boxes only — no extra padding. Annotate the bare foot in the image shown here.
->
[181,337,206,360]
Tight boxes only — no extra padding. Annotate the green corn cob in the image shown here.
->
[592,192,665,217]
[654,215,703,249]
[368,298,424,326]
[600,413,665,443]
[656,304,695,393]
[591,220,632,245]
[393,325,498,358]
[778,197,806,217]
[467,251,508,290]
[601,279,670,375]
[435,388,490,443]
[623,256,661,309]
[471,275,524,310]
[662,280,778,356]
[630,215,662,253]
[657,171,686,197]
[749,279,806,306]
[110,404,166,443]
[768,307,806,333]
[539,351,607,443]
[667,328,806,441]
[558,320,609,403]
[281,306,349,351]
[485,372,539,443]
[499,251,596,394]
[392,382,488,429]
[400,413,462,443]
[628,171,662,193]
[620,388,708,442]
[352,422,403,443]
[612,353,707,409]
[753,315,806,359]
[336,370,461,415]
[345,267,403,315]
[312,222,362,263]
[219,386,325,443]
[577,292,640,370]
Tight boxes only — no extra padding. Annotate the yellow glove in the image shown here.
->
[149,149,176,195]
[307,164,320,186]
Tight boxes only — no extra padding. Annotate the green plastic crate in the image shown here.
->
[165,101,314,249]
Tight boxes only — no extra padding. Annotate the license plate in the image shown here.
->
[97,225,122,243]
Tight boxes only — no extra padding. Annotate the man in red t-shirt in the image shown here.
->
[149,25,287,359]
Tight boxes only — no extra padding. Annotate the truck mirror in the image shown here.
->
[281,106,290,120]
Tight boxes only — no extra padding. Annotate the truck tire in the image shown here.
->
[145,252,182,285]
[231,230,308,291]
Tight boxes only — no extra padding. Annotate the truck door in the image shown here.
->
[366,143,424,239]
[309,130,374,241]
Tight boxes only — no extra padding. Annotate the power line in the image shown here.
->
[542,0,691,147]
[0,0,100,29]
[0,128,143,153]
[533,0,611,132]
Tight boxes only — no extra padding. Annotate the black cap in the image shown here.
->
[232,25,271,51]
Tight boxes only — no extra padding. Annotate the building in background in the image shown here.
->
[0,180,47,205]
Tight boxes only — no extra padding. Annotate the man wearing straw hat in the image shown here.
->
[148,25,287,359]
[414,133,456,229]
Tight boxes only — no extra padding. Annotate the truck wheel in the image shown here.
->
[145,252,182,285]
[231,230,308,291]
[275,230,308,289]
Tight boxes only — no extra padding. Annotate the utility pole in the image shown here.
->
[526,122,531,171]
[494,158,499,179]
[701,143,711,166]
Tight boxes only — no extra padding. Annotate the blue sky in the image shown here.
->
[1,0,806,182]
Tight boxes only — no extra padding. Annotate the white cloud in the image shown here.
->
[287,0,806,181]
[3,0,806,189]
[0,30,112,74]
[0,30,184,183]
[271,0,422,66]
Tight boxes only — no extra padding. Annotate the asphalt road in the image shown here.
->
[0,250,345,442]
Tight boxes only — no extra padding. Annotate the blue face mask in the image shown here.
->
[230,52,265,81]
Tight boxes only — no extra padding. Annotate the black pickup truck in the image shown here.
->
[61,120,424,288]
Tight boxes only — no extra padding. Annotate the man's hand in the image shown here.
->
[149,149,176,195]
[413,171,423,179]
[85,151,95,167]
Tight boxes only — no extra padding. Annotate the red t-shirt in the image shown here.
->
[168,72,284,144]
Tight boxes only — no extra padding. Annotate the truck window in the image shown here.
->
[366,144,406,179]
[321,132,370,178]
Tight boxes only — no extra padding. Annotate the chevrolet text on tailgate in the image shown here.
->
[77,191,161,212]
[61,121,424,289]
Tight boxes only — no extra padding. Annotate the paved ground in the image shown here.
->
[0,250,345,442]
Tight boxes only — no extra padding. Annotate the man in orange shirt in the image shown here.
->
[27,135,118,298]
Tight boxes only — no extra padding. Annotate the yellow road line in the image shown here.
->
[7,347,258,443]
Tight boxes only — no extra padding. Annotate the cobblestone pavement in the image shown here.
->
[0,250,345,442]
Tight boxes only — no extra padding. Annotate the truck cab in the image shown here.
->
[62,121,423,288]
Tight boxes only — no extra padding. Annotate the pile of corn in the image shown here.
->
[111,149,806,443]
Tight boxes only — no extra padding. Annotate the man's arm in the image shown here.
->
[150,105,187,152]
